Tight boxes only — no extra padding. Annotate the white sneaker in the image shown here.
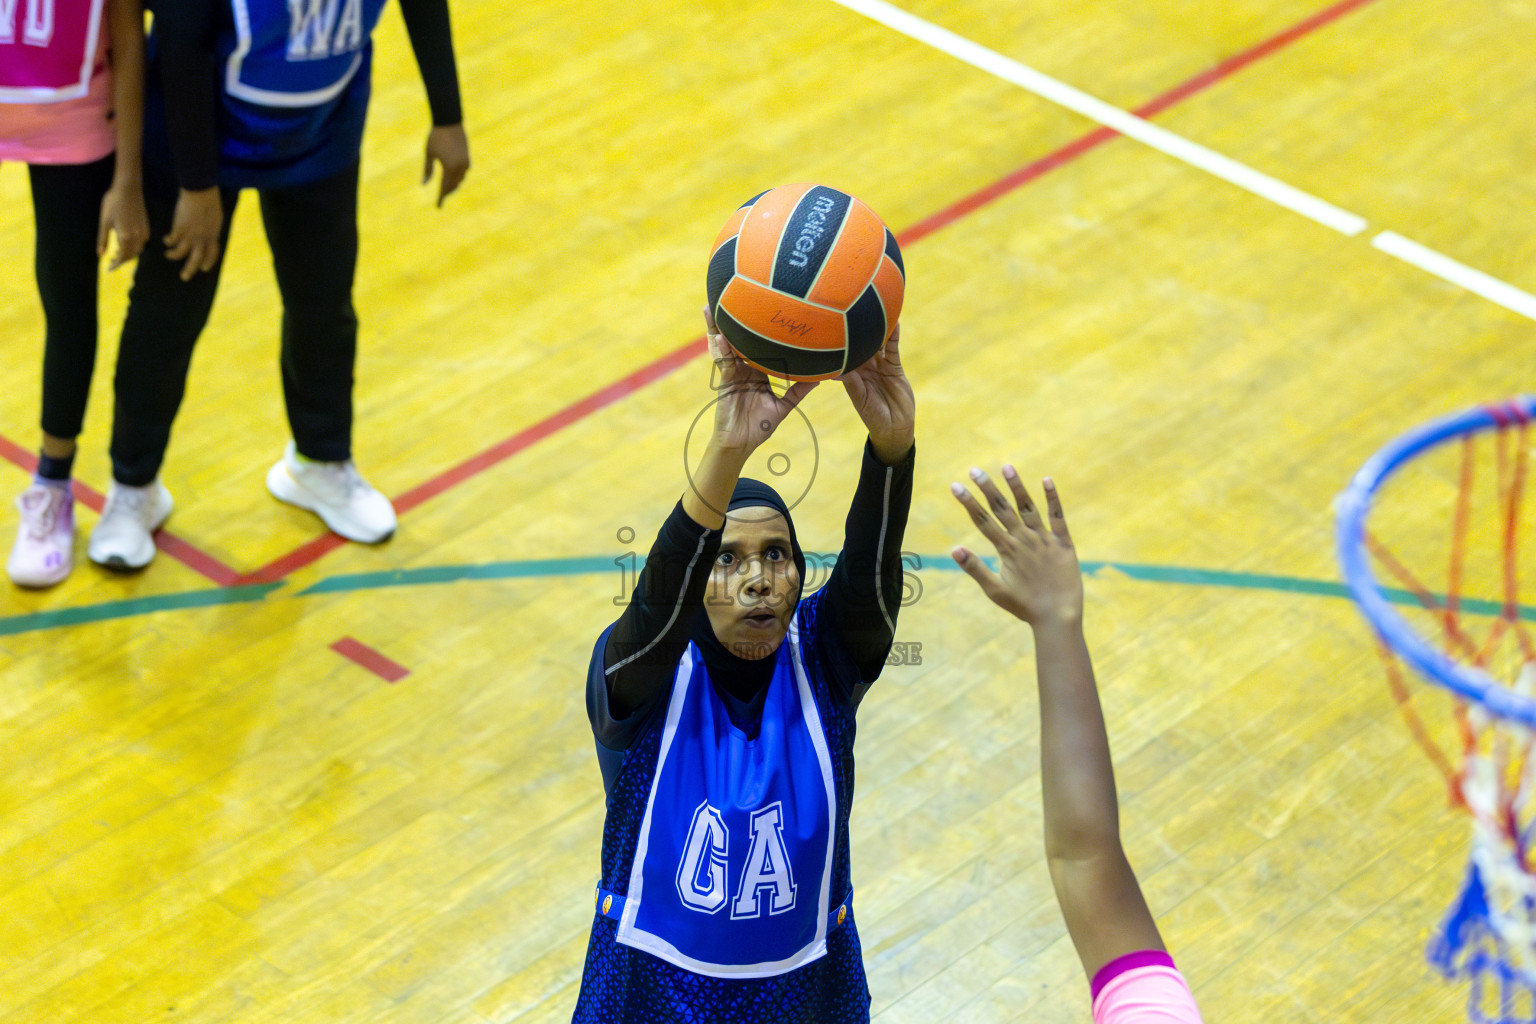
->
[89,480,174,569]
[8,481,75,587]
[266,442,396,543]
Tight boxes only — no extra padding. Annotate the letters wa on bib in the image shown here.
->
[209,0,388,185]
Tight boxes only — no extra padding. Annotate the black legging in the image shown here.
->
[109,125,360,486]
[28,154,116,441]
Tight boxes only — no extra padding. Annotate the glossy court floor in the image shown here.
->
[2,0,1533,1021]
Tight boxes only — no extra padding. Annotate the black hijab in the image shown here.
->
[692,478,807,705]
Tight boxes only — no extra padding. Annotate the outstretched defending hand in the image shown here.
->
[840,326,914,465]
[423,124,470,207]
[950,467,1174,981]
[705,306,817,457]
[949,466,1082,627]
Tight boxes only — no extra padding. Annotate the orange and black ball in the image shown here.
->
[707,184,905,381]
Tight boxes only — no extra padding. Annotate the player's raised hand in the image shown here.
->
[840,325,914,464]
[423,124,470,207]
[950,467,1082,627]
[705,306,816,457]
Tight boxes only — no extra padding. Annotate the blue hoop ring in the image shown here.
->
[1335,395,1536,727]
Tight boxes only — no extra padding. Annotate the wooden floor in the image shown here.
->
[2,0,1533,1020]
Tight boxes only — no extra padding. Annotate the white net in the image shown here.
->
[1456,666,1536,984]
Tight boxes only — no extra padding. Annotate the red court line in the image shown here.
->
[1134,0,1384,121]
[5,0,1380,591]
[900,0,1383,245]
[897,126,1120,245]
[330,636,411,682]
[0,434,243,587]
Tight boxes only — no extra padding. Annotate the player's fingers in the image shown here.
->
[950,482,1009,548]
[705,324,744,392]
[705,321,729,362]
[1001,464,1044,532]
[440,162,467,204]
[968,467,1023,533]
[120,225,147,263]
[703,305,721,337]
[436,167,462,208]
[179,244,201,281]
[167,218,195,260]
[97,212,111,259]
[782,380,818,409]
[951,545,1004,600]
[1042,477,1071,542]
[422,149,434,186]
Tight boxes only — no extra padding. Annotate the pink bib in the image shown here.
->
[0,0,114,163]
[0,0,106,100]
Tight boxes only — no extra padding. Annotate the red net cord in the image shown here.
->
[1366,412,1533,842]
[1377,635,1462,805]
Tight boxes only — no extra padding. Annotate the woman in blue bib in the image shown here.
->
[575,310,915,1023]
[84,0,469,567]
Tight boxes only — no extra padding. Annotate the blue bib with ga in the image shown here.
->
[614,618,838,978]
[224,0,386,107]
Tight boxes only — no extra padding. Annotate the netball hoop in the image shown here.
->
[1336,396,1536,1023]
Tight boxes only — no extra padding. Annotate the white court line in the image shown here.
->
[1372,232,1536,321]
[832,0,1536,324]
[830,0,1369,236]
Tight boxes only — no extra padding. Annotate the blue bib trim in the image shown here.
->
[613,619,839,978]
[224,0,386,107]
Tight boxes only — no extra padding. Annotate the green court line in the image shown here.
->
[1078,561,1523,619]
[296,555,1523,620]
[300,554,1531,619]
[0,583,283,637]
[2,557,1528,640]
[296,557,618,595]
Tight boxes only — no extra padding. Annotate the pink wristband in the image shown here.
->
[1090,949,1177,1000]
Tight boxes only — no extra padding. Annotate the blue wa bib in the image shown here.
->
[224,0,386,107]
[615,618,838,978]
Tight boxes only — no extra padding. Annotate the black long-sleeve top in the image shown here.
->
[586,440,916,774]
[151,0,462,190]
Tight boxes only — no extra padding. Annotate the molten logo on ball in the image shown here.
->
[786,194,837,269]
[706,183,905,382]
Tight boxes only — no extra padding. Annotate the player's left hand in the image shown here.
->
[840,325,914,464]
[97,178,149,270]
[423,124,470,208]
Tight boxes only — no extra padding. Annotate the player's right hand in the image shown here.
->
[164,186,223,281]
[949,467,1084,628]
[705,306,816,458]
